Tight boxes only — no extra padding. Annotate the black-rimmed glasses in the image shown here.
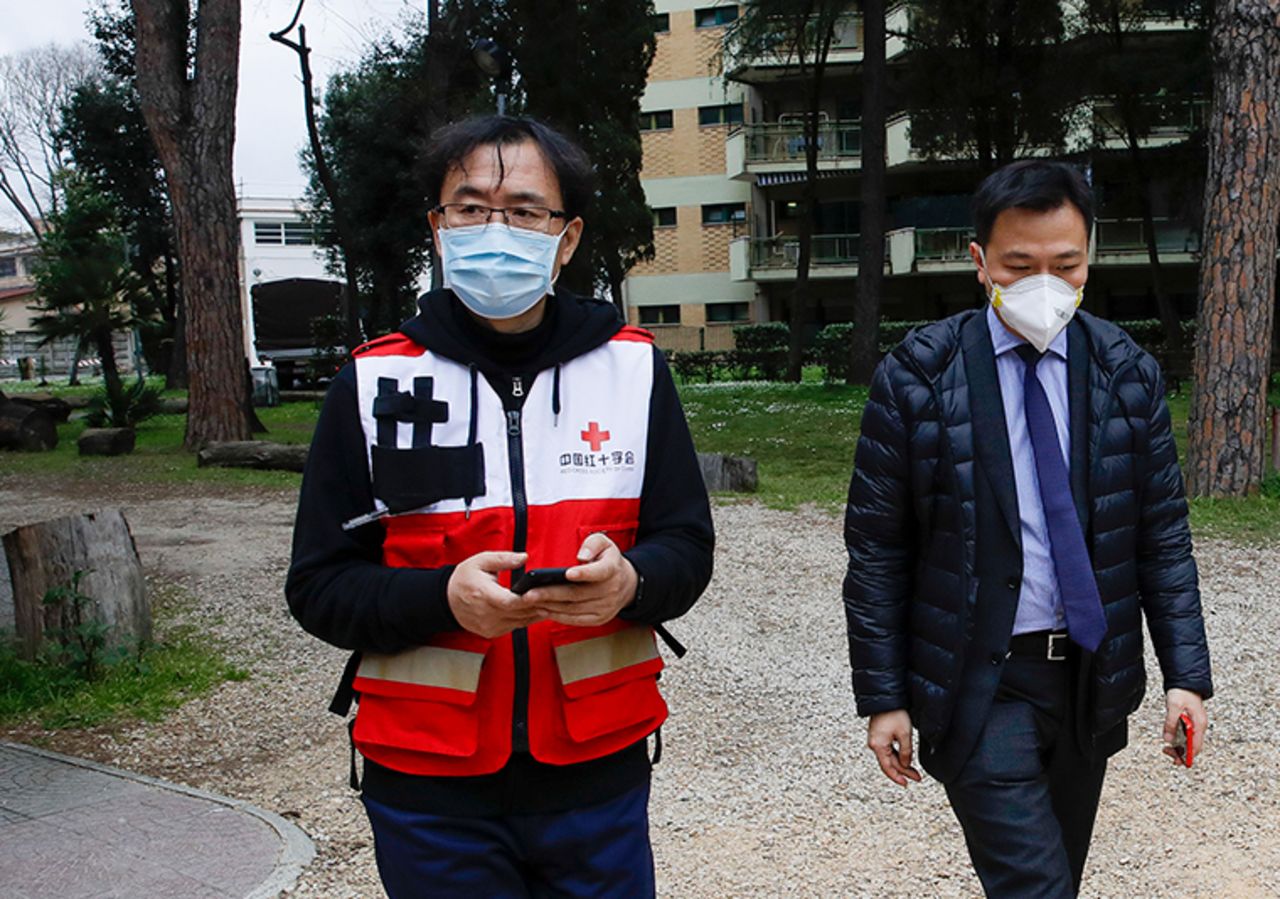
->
[435,203,568,232]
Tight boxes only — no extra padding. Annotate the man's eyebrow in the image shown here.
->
[446,184,550,206]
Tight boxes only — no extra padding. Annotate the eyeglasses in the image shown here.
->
[435,203,568,232]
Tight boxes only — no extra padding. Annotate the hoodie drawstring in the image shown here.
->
[465,363,478,519]
[552,363,562,425]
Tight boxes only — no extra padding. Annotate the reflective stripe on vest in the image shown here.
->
[357,646,484,694]
[554,626,660,686]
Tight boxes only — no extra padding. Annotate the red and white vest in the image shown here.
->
[348,327,668,776]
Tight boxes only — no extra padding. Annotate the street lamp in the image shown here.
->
[471,38,511,115]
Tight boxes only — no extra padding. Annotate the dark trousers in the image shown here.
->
[944,652,1107,898]
[363,781,655,899]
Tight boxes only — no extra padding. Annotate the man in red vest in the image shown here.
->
[287,115,714,898]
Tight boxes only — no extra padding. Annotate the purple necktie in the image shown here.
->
[1016,345,1108,652]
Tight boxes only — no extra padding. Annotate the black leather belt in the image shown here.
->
[1008,630,1070,661]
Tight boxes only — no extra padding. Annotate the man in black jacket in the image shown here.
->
[287,116,713,898]
[843,160,1212,897]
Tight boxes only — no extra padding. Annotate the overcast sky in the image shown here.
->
[0,0,425,230]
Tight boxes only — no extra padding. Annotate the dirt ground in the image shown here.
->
[1,475,1276,898]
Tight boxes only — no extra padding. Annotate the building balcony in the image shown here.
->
[726,120,862,181]
[1091,98,1208,149]
[1093,217,1201,264]
[730,232,896,281]
[725,6,909,85]
[886,227,974,275]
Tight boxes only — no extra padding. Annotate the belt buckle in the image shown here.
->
[1046,632,1068,661]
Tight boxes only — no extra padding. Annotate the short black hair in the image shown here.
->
[972,159,1094,246]
[422,115,594,220]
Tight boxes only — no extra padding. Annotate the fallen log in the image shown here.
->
[0,398,57,451]
[197,440,309,472]
[79,427,136,456]
[6,392,73,423]
[2,509,150,663]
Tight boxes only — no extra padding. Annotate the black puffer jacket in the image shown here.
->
[843,309,1213,745]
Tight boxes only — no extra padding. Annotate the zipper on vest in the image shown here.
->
[504,381,532,753]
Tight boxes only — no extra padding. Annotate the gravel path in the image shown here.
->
[1,480,1276,898]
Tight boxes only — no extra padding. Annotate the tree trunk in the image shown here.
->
[132,0,250,450]
[2,509,151,663]
[93,325,123,409]
[850,0,887,384]
[0,400,58,451]
[1186,0,1280,497]
[197,440,309,471]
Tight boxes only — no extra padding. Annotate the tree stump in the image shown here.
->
[78,427,137,456]
[697,452,759,493]
[0,399,58,451]
[2,510,151,662]
[6,392,73,424]
[197,441,309,472]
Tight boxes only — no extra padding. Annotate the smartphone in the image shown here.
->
[1172,712,1195,768]
[511,567,571,595]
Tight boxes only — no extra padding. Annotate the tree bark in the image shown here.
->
[132,0,250,450]
[0,400,58,451]
[1186,0,1280,497]
[850,0,887,384]
[2,509,150,663]
[197,440,309,471]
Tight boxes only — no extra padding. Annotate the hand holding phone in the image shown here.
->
[1173,712,1195,768]
[511,567,571,595]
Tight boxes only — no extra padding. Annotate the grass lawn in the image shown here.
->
[4,375,1279,542]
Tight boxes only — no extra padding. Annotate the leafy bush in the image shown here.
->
[812,323,855,383]
[308,313,348,384]
[85,377,163,428]
[732,322,789,380]
[670,350,724,383]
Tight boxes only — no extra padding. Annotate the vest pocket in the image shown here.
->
[576,520,640,553]
[352,638,489,758]
[550,624,666,743]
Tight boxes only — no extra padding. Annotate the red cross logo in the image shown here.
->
[580,421,611,452]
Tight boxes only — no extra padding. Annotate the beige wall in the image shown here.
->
[631,207,744,276]
[651,10,728,82]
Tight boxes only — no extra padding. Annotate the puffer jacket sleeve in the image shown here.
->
[844,356,917,716]
[1134,357,1213,699]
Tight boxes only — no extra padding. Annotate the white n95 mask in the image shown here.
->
[979,248,1083,353]
[439,223,563,320]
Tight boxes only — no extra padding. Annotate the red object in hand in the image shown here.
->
[1174,712,1195,768]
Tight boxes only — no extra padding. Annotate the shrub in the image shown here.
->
[813,323,855,383]
[85,377,163,428]
[732,322,789,380]
[670,350,723,383]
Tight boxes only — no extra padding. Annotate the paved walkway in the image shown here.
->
[0,741,313,899]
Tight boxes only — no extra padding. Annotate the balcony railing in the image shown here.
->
[741,120,863,164]
[1093,98,1208,140]
[1096,218,1201,254]
[914,227,972,262]
[749,233,861,270]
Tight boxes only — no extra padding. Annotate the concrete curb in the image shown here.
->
[0,741,315,899]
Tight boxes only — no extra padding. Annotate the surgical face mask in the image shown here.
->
[979,247,1084,353]
[439,223,563,320]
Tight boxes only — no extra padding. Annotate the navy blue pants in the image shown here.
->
[944,653,1107,898]
[363,782,655,898]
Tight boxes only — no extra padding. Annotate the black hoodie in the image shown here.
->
[286,288,715,814]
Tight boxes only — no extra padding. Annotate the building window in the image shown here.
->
[698,104,745,127]
[639,304,681,326]
[706,301,749,324]
[695,6,738,28]
[0,256,16,278]
[254,221,317,246]
[701,203,746,225]
[652,207,677,228]
[639,110,674,131]
[652,12,670,33]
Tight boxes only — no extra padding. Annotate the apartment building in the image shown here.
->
[628,1,1210,350]
[626,1,758,351]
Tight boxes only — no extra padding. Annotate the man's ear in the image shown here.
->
[969,240,986,287]
[555,217,585,272]
[428,209,443,259]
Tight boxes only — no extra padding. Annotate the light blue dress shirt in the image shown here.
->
[986,304,1070,634]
